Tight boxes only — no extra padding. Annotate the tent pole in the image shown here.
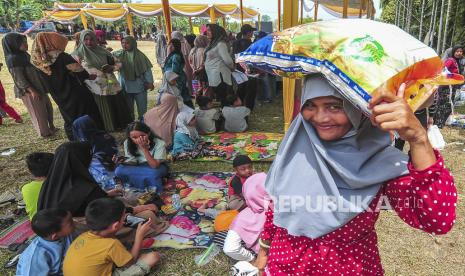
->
[126,13,134,37]
[343,0,349,18]
[277,0,281,31]
[300,0,304,24]
[90,16,96,30]
[240,0,244,26]
[209,6,216,23]
[161,0,172,40]
[189,17,193,33]
[80,12,88,30]
[157,16,162,32]
[282,0,299,132]
[314,0,318,21]
[359,0,364,18]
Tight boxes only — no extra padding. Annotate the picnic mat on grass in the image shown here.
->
[195,132,283,162]
[153,172,233,249]
[0,217,34,248]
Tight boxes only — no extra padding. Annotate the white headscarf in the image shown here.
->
[266,74,409,239]
[176,106,199,141]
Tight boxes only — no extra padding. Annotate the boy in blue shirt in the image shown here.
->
[16,209,76,276]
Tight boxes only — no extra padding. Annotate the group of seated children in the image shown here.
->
[193,95,251,134]
[17,146,267,275]
[17,199,161,276]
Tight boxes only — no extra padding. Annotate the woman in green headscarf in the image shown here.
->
[71,30,132,131]
[113,36,154,121]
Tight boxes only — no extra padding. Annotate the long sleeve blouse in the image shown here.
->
[261,151,457,275]
[204,41,235,87]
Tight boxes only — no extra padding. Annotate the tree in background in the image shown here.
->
[381,0,465,55]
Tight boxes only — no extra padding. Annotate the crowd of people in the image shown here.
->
[0,23,459,276]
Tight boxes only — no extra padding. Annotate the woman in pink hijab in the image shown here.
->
[223,173,270,262]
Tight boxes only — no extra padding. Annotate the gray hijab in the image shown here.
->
[265,74,409,239]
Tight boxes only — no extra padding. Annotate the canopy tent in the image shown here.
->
[49,2,258,23]
[48,2,259,39]
[310,0,376,19]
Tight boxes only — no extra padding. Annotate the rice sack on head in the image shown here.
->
[237,19,464,115]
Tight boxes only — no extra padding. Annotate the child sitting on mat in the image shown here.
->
[63,198,160,276]
[21,152,54,220]
[16,209,77,275]
[223,173,270,262]
[194,96,221,134]
[227,155,254,211]
[171,105,200,156]
[222,94,250,133]
[115,122,168,194]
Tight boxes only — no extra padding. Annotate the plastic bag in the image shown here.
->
[427,125,446,150]
[237,19,464,115]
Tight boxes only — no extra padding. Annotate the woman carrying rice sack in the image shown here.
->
[255,74,457,275]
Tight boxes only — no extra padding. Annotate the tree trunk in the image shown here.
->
[429,0,438,47]
[419,0,425,40]
[442,0,452,51]
[402,0,407,30]
[406,0,412,32]
[436,0,445,53]
[395,0,400,26]
[15,0,20,30]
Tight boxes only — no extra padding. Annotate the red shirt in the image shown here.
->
[228,174,248,196]
[261,151,457,275]
[444,58,459,74]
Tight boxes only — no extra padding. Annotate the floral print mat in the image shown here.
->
[153,172,233,249]
[195,132,283,162]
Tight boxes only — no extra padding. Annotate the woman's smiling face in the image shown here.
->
[301,96,353,141]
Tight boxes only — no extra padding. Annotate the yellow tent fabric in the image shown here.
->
[214,4,238,15]
[90,3,123,9]
[171,4,210,16]
[47,10,81,21]
[310,0,375,17]
[83,8,127,22]
[52,2,258,21]
[127,4,163,17]
[55,3,88,10]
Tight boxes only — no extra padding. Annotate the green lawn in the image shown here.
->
[0,37,464,276]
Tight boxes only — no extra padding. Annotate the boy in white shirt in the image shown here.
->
[194,96,221,134]
[222,94,251,133]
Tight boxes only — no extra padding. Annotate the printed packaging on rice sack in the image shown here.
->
[237,19,464,115]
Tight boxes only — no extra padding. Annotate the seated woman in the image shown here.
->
[144,92,179,148]
[223,173,269,262]
[72,115,118,191]
[37,141,168,238]
[255,74,457,274]
[115,122,168,194]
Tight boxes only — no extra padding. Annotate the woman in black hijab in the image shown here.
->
[37,142,108,217]
[2,33,56,137]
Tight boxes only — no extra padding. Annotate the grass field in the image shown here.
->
[0,36,464,276]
